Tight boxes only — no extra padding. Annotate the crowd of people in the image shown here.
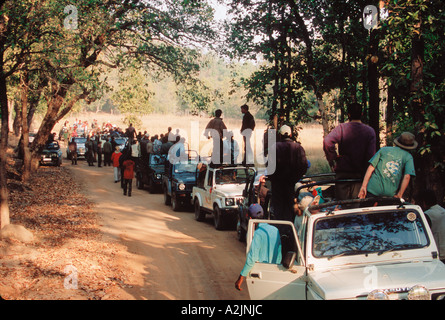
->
[62,106,256,196]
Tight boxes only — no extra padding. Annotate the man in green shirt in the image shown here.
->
[358,132,417,199]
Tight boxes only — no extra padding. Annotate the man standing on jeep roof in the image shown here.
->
[240,104,255,165]
[268,125,308,222]
[323,102,376,200]
[204,109,227,164]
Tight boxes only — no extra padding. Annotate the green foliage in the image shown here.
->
[111,66,153,125]
[380,0,445,145]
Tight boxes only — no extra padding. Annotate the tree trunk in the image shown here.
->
[385,81,394,145]
[20,70,31,182]
[12,100,21,137]
[368,29,380,150]
[30,83,88,163]
[288,0,329,136]
[0,74,10,229]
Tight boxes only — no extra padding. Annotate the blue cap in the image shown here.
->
[248,203,264,219]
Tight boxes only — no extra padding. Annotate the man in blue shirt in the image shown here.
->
[235,204,282,291]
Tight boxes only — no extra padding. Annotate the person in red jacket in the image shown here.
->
[122,158,135,197]
[111,146,122,183]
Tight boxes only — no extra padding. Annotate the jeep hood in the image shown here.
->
[174,174,196,184]
[309,260,445,300]
[213,183,245,196]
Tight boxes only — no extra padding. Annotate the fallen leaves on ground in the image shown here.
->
[0,159,132,300]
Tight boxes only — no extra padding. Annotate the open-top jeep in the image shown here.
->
[244,196,445,300]
[192,164,256,230]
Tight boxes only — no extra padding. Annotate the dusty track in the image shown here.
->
[67,162,250,300]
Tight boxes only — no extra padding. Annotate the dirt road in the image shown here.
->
[67,162,250,300]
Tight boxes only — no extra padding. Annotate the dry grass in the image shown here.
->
[46,112,330,174]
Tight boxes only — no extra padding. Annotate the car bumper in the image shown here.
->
[220,207,239,216]
[174,192,192,202]
[40,157,60,166]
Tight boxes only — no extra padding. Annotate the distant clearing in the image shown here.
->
[40,112,330,174]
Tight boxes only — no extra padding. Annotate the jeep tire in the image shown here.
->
[194,198,205,221]
[164,185,171,205]
[136,173,144,190]
[171,195,181,212]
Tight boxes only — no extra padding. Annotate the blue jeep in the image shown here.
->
[163,158,199,212]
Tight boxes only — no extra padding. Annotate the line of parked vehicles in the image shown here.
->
[134,148,257,232]
[134,146,445,301]
[41,133,445,300]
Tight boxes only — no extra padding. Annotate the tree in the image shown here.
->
[112,66,153,128]
[1,0,218,228]
[0,0,49,228]
[380,0,445,204]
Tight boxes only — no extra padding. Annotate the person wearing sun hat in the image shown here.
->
[358,132,417,199]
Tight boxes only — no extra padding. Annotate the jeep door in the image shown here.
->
[245,219,307,300]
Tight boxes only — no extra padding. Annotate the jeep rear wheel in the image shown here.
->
[194,198,205,221]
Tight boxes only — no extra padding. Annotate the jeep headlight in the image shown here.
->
[225,198,235,206]
[408,285,430,300]
[367,289,389,300]
[178,183,186,191]
[156,173,162,180]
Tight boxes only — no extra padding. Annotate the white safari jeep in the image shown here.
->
[193,164,256,230]
[245,198,445,300]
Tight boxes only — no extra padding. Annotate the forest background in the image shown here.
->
[0,0,444,229]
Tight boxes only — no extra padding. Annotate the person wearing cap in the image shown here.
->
[235,204,282,291]
[323,102,376,200]
[268,124,308,222]
[358,132,417,199]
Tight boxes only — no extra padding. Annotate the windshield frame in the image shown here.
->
[214,167,255,185]
[173,162,198,174]
[310,208,431,260]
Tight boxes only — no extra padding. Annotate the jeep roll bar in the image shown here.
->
[308,197,409,214]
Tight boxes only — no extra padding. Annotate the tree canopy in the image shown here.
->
[1,0,444,228]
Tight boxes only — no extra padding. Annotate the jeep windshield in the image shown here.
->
[313,209,429,259]
[173,162,197,174]
[150,154,166,165]
[74,138,87,144]
[215,168,255,185]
